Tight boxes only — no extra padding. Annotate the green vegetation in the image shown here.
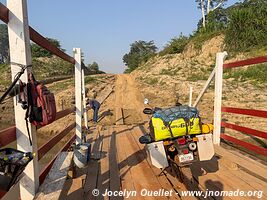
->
[123,40,157,73]
[84,76,97,84]
[225,0,267,52]
[157,0,267,59]
[160,68,174,76]
[186,73,209,82]
[0,24,8,63]
[224,64,267,86]
[32,57,74,80]
[49,75,97,92]
[31,38,65,57]
[87,62,99,72]
[160,66,182,76]
[0,24,104,88]
[159,34,189,56]
[49,78,74,92]
[0,63,11,87]
[145,77,158,85]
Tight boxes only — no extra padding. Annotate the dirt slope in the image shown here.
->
[114,74,148,124]
[131,35,267,153]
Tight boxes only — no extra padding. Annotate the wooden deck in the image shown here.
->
[59,124,267,200]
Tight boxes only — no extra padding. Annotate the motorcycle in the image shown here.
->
[139,99,214,182]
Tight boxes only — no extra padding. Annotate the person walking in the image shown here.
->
[86,98,100,123]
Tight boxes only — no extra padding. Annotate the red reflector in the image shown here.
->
[183,149,189,154]
[177,138,186,145]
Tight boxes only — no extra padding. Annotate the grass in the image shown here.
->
[160,68,173,76]
[224,64,267,86]
[186,73,209,82]
[84,76,97,84]
[0,56,74,88]
[160,66,182,76]
[0,63,11,87]
[190,31,222,50]
[49,79,74,92]
[49,76,97,92]
[145,77,158,85]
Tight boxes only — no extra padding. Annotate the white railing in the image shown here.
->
[1,0,89,199]
[192,52,228,145]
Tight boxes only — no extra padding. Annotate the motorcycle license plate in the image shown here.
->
[178,153,194,163]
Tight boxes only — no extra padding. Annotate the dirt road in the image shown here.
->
[114,74,148,124]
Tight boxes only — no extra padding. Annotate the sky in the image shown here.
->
[1,0,240,73]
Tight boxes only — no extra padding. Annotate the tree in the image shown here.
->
[123,40,157,73]
[0,24,9,63]
[195,0,227,29]
[196,8,228,33]
[31,38,65,57]
[88,62,99,71]
[225,0,267,51]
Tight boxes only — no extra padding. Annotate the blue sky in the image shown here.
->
[1,0,240,73]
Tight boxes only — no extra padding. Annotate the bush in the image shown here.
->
[159,34,189,56]
[197,8,228,34]
[225,1,267,52]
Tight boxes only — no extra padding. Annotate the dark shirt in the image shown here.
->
[89,99,100,109]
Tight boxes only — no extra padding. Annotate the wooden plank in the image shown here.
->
[214,145,267,179]
[7,1,39,199]
[55,108,75,121]
[0,126,16,147]
[121,125,168,200]
[108,126,122,200]
[82,69,88,129]
[29,27,75,64]
[221,107,267,118]
[221,121,267,139]
[37,108,75,130]
[0,181,19,200]
[74,48,83,144]
[0,2,9,23]
[83,128,102,199]
[115,108,124,125]
[96,86,114,105]
[226,169,267,196]
[130,125,182,200]
[223,55,267,69]
[115,125,136,198]
[39,134,75,184]
[0,108,75,147]
[192,154,266,200]
[38,123,75,160]
[97,128,111,200]
[213,52,228,145]
[220,133,267,156]
[36,152,74,200]
[193,67,215,107]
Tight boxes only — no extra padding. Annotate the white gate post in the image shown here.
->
[82,67,88,129]
[73,48,83,144]
[213,51,228,145]
[7,0,39,199]
[189,86,193,107]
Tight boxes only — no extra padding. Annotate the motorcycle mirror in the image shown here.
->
[144,98,149,105]
[143,108,153,115]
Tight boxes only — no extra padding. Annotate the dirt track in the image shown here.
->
[114,74,148,124]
